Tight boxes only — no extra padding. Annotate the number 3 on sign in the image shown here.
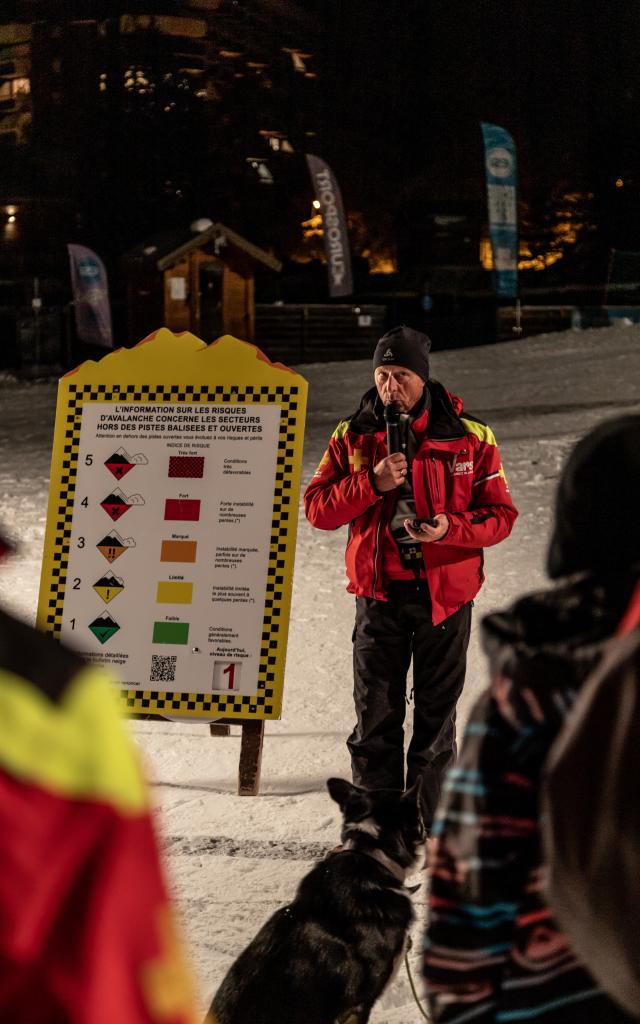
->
[212,660,242,692]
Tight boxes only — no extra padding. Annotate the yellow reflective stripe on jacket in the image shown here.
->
[0,664,147,813]
[460,416,497,447]
[331,418,351,441]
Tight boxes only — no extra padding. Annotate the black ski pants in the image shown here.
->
[347,580,472,827]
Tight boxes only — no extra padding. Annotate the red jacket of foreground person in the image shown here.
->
[0,553,202,1024]
[304,380,518,624]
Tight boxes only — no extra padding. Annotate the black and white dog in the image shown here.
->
[208,777,425,1024]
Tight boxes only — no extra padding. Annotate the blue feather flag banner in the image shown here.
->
[480,123,519,299]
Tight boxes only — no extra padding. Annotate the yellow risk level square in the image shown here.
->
[156,581,194,604]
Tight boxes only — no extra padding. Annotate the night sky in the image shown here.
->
[314,0,640,203]
[3,1,640,284]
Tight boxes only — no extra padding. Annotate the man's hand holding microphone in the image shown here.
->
[372,399,449,542]
[372,451,409,491]
[372,399,409,491]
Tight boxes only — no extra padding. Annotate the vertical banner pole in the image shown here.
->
[514,297,523,336]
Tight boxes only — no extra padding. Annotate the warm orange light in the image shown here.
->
[616,178,624,188]
[480,235,565,272]
[301,213,323,238]
[368,257,397,274]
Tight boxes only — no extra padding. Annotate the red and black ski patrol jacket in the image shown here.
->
[304,381,518,625]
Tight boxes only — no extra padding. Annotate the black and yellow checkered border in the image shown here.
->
[43,381,301,719]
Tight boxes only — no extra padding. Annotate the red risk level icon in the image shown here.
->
[104,448,148,480]
[100,488,145,522]
[105,451,134,480]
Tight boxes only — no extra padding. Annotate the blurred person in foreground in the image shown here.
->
[304,326,517,827]
[423,415,640,1023]
[0,529,201,1024]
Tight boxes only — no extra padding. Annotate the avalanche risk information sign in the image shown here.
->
[37,329,307,720]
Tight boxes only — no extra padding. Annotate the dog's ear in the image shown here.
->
[327,777,363,810]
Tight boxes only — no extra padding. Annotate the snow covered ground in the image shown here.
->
[1,323,640,1022]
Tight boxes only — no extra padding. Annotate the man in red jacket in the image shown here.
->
[304,326,517,826]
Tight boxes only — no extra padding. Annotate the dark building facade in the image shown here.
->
[0,2,320,305]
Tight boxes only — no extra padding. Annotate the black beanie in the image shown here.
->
[372,325,431,382]
[547,414,640,579]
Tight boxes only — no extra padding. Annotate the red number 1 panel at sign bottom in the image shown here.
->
[212,661,242,691]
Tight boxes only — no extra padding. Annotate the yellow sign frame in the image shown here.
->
[37,329,307,721]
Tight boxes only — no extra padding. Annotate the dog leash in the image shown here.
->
[404,935,432,1022]
[329,846,431,1021]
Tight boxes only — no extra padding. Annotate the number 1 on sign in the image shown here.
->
[212,660,242,693]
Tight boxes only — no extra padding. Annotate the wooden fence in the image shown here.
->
[255,303,386,363]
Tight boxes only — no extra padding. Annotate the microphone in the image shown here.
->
[384,401,401,455]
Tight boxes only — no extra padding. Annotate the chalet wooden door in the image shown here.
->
[198,261,223,342]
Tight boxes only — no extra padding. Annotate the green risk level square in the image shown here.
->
[152,621,189,645]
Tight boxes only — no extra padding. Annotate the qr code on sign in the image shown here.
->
[150,655,177,683]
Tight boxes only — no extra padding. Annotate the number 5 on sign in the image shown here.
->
[213,660,241,691]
